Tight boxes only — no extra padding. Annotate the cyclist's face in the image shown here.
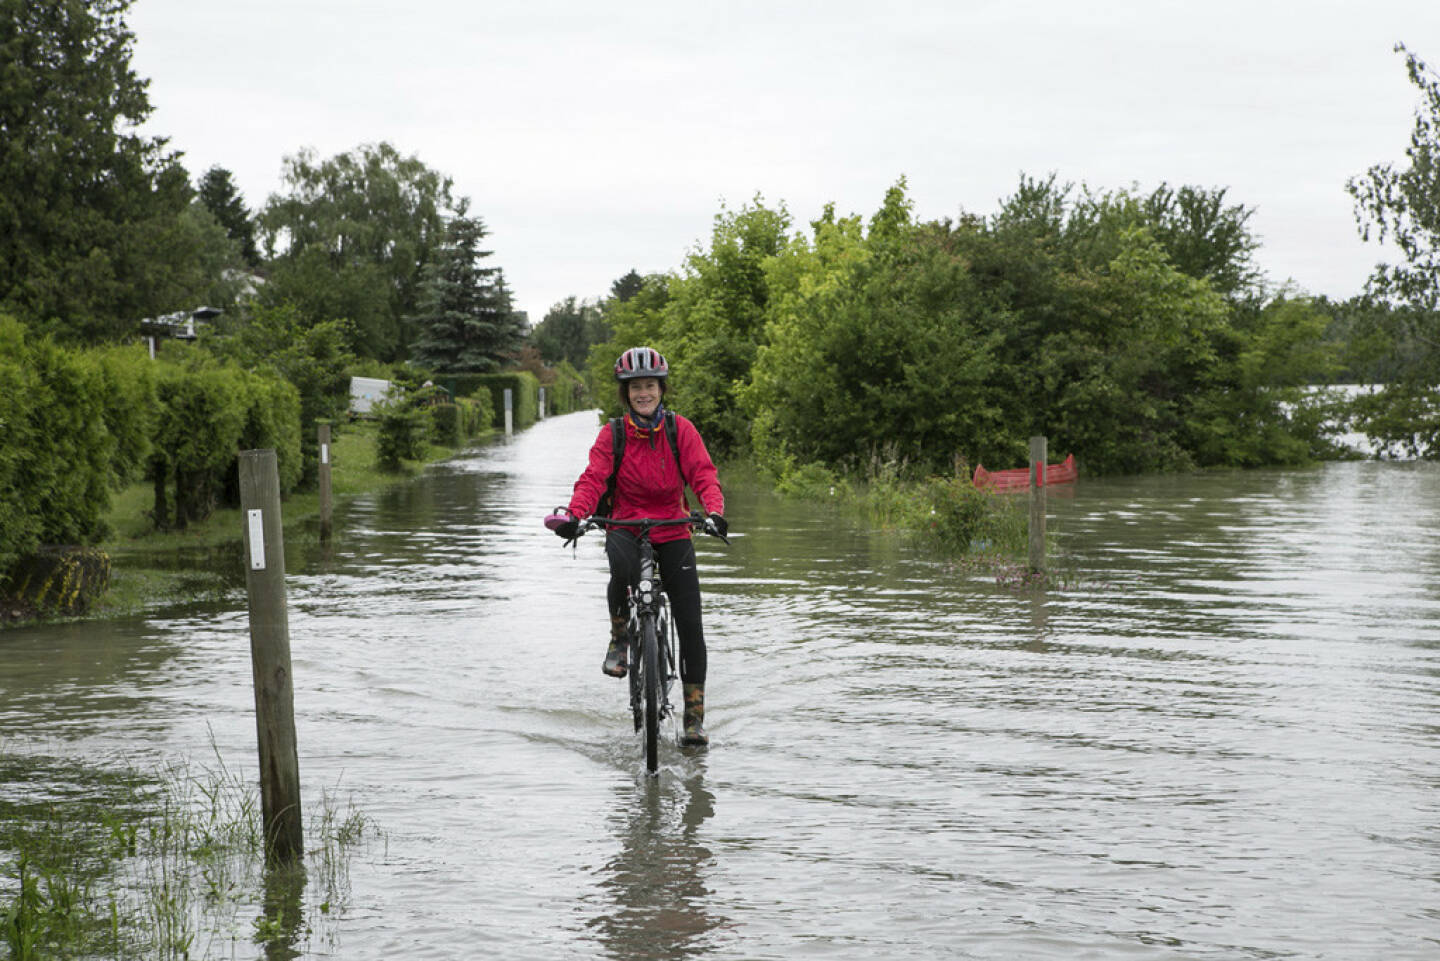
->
[627,378,661,417]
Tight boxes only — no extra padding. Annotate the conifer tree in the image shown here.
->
[408,203,521,373]
[197,166,259,268]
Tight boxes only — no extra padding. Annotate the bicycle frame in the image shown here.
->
[581,514,696,774]
[548,509,724,774]
[626,534,676,735]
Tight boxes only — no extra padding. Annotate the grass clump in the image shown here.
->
[766,446,1082,587]
[0,746,379,959]
[768,448,1054,569]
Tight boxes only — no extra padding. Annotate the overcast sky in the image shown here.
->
[129,0,1438,324]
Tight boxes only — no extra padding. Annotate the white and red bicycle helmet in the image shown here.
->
[614,346,669,381]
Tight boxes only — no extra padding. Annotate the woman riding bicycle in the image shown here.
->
[550,347,727,746]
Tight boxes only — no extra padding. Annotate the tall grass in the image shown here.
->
[0,745,378,959]
[771,450,1030,557]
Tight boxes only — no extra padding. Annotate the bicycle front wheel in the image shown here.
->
[640,613,661,774]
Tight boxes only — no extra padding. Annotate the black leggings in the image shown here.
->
[605,532,706,685]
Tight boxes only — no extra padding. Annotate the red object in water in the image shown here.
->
[972,453,1077,491]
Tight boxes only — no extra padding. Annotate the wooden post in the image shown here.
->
[239,449,303,865]
[1028,435,1047,574]
[538,386,546,420]
[317,423,332,542]
[503,388,514,437]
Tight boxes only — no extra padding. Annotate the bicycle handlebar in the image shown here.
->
[544,509,730,544]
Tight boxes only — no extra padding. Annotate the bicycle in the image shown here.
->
[546,510,727,774]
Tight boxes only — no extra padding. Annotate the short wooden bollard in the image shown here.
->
[503,387,514,437]
[239,449,304,865]
[1028,435,1047,573]
[317,423,333,542]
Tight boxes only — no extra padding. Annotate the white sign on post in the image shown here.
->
[320,443,329,465]
[247,509,266,570]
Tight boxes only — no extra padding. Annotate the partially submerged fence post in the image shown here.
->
[503,388,514,437]
[1028,435,1047,573]
[239,449,304,865]
[317,422,332,542]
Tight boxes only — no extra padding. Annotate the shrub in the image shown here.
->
[463,371,541,429]
[150,352,301,528]
[89,344,158,488]
[910,477,1021,554]
[0,318,115,568]
[375,399,429,470]
[773,461,843,499]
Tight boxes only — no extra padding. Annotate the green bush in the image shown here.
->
[423,395,488,447]
[544,361,588,415]
[773,460,843,499]
[237,374,303,495]
[463,391,493,435]
[150,351,301,528]
[375,399,429,470]
[909,476,1023,555]
[464,371,541,429]
[0,323,37,569]
[89,344,157,488]
[0,318,115,569]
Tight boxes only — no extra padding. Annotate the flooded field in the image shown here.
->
[3,411,1437,959]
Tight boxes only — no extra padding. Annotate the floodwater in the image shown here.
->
[2,410,1438,959]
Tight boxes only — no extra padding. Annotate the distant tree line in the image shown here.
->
[548,45,1440,474]
[579,177,1344,479]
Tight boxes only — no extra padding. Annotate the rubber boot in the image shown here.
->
[681,683,708,746]
[602,614,628,678]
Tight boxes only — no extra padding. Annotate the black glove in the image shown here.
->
[706,513,728,538]
[553,518,579,540]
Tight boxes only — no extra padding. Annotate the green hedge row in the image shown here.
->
[151,354,302,529]
[1,318,119,570]
[0,316,302,570]
[376,386,494,470]
[443,371,542,430]
[543,362,588,416]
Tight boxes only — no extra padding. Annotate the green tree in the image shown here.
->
[596,197,791,454]
[0,0,233,342]
[531,296,604,366]
[745,193,1011,476]
[197,165,259,267]
[259,142,457,359]
[1346,43,1440,457]
[609,269,645,303]
[409,203,519,373]
[994,175,1262,301]
[204,303,355,484]
[1350,44,1440,312]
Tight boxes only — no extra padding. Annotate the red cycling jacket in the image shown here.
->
[567,412,724,544]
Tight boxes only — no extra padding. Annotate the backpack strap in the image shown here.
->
[597,417,625,517]
[665,411,691,510]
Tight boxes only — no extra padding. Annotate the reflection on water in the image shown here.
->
[2,412,1439,959]
[589,769,722,960]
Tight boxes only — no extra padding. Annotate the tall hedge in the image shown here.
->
[0,317,116,570]
[453,371,541,430]
[544,361,588,415]
[91,344,158,487]
[150,352,301,528]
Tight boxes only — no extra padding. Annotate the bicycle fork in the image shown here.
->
[629,543,675,722]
